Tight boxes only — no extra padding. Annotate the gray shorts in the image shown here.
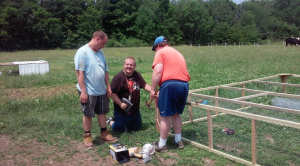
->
[79,91,110,117]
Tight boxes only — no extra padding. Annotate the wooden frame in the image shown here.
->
[181,73,300,166]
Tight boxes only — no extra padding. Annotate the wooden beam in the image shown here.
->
[242,84,245,108]
[252,80,300,88]
[189,73,300,93]
[186,101,300,129]
[279,74,292,93]
[182,113,226,124]
[251,119,257,165]
[233,92,269,101]
[182,106,251,125]
[189,93,300,115]
[215,88,219,115]
[168,133,261,166]
[291,74,300,77]
[207,109,213,149]
[220,86,300,99]
[189,74,280,93]
[188,94,193,122]
[155,102,160,133]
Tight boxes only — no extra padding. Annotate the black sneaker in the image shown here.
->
[152,141,168,153]
[106,116,114,125]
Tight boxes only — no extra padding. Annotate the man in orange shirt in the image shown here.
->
[150,36,190,152]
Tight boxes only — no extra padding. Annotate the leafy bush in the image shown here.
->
[106,38,124,47]
[119,37,149,47]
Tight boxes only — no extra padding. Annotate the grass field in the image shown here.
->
[0,42,299,165]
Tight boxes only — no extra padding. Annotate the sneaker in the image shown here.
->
[152,141,168,153]
[100,130,118,143]
[172,139,184,149]
[83,133,93,149]
[106,116,114,125]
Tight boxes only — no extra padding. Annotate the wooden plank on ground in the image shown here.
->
[168,133,261,166]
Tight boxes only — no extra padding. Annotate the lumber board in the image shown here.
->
[168,133,261,166]
[189,74,280,93]
[233,92,269,100]
[252,80,300,88]
[189,93,300,115]
[220,85,300,99]
[186,101,300,129]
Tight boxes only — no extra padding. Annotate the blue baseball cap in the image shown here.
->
[152,36,167,51]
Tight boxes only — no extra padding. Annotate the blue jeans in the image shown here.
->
[112,111,142,132]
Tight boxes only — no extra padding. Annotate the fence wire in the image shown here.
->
[176,75,300,165]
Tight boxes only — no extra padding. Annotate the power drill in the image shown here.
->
[121,98,133,112]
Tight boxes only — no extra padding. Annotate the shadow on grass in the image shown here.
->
[92,136,106,146]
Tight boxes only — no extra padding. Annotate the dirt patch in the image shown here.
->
[0,135,179,166]
[2,84,76,101]
[153,152,178,165]
[264,134,275,144]
[0,84,78,105]
[203,157,216,166]
[0,135,109,166]
[215,143,243,155]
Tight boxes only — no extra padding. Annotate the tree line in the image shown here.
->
[0,0,299,51]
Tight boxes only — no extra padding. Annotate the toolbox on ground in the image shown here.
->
[109,143,130,164]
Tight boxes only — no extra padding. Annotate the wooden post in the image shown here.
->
[279,74,292,93]
[215,88,219,115]
[155,98,161,133]
[207,109,213,149]
[251,119,257,165]
[242,84,245,108]
[188,94,193,123]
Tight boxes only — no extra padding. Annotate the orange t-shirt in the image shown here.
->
[152,46,190,86]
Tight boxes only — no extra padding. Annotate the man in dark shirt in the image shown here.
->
[107,57,151,132]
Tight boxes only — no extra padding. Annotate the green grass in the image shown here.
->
[0,42,299,165]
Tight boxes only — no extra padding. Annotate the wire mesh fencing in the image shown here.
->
[172,74,300,166]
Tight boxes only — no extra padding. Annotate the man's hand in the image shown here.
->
[120,103,128,110]
[106,87,112,98]
[150,90,156,101]
[80,91,88,103]
[150,90,159,101]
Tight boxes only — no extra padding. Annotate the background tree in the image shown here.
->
[0,0,62,50]
[133,0,157,44]
[273,0,300,27]
[1,0,300,51]
[238,0,274,40]
[176,0,213,44]
[102,0,141,40]
[40,0,87,48]
[207,0,236,24]
[0,0,18,50]
[159,0,182,45]
[206,0,245,44]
